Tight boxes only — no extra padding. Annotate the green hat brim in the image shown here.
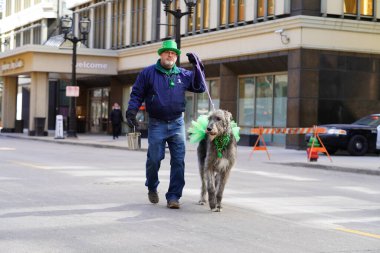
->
[157,48,181,56]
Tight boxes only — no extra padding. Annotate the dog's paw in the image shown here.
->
[198,200,206,205]
[211,207,222,212]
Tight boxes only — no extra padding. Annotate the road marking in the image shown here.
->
[9,160,47,169]
[335,227,380,239]
[241,170,318,181]
[0,147,16,151]
[335,186,380,195]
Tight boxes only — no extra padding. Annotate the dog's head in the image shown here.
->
[206,109,233,141]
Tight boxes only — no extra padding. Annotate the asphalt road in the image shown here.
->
[0,136,379,253]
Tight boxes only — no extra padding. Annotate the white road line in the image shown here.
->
[335,186,380,195]
[240,170,318,181]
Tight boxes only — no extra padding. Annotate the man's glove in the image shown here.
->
[126,109,138,129]
[186,52,204,70]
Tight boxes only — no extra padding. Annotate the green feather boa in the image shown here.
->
[188,115,240,144]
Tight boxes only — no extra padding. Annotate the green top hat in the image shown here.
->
[157,40,181,55]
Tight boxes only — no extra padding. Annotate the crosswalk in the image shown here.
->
[4,159,380,239]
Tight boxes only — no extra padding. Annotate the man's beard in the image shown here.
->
[161,59,175,69]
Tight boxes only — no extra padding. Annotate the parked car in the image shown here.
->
[305,114,380,156]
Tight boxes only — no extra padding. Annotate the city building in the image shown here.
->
[0,0,379,148]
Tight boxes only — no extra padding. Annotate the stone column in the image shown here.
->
[287,49,319,149]
[29,72,49,136]
[219,64,238,118]
[1,76,17,132]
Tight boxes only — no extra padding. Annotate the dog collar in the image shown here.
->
[214,134,230,158]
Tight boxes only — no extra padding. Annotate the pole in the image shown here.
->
[67,38,78,138]
[175,9,181,66]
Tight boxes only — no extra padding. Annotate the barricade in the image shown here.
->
[250,125,332,162]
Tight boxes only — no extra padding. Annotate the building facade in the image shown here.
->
[0,0,379,148]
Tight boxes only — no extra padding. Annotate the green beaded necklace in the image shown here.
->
[213,134,230,158]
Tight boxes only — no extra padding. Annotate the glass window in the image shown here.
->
[195,79,220,117]
[238,74,287,145]
[273,75,288,145]
[255,75,273,127]
[238,77,255,134]
[360,0,373,16]
[344,0,373,16]
[111,0,127,49]
[220,0,227,25]
[344,0,357,14]
[131,0,146,44]
[257,0,274,18]
[189,0,210,31]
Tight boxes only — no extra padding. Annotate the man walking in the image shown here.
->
[126,40,206,209]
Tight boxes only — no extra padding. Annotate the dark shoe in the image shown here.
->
[167,200,180,209]
[148,191,159,204]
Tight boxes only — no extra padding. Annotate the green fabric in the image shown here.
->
[157,40,181,55]
[214,134,231,158]
[188,115,208,144]
[188,115,241,144]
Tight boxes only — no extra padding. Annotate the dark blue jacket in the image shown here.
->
[128,61,206,121]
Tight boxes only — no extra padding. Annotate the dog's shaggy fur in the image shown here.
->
[197,109,237,212]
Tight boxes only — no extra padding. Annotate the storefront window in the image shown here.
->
[238,74,288,145]
[273,75,288,144]
[195,79,220,117]
[89,88,109,133]
[238,77,255,135]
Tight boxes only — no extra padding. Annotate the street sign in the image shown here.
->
[66,86,79,97]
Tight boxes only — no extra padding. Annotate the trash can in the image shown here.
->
[34,117,46,136]
[15,120,24,133]
[127,131,141,150]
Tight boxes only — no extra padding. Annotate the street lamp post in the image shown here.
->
[161,0,197,66]
[60,15,91,138]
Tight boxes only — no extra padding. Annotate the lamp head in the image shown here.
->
[79,16,91,35]
[184,0,197,7]
[60,15,72,35]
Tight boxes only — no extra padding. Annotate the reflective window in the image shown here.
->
[195,79,220,117]
[238,74,288,145]
[344,0,373,16]
[111,0,127,49]
[255,75,273,127]
[220,0,245,25]
[131,0,146,45]
[257,0,274,18]
[238,77,255,135]
[188,0,210,32]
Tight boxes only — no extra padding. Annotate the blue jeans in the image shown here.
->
[146,116,186,201]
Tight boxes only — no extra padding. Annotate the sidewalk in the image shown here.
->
[1,132,379,176]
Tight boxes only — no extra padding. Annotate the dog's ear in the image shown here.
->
[224,110,232,121]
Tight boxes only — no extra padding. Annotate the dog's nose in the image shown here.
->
[207,127,212,132]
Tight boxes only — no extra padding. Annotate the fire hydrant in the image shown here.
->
[307,137,320,162]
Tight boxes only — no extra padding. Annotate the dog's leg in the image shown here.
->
[215,170,231,212]
[207,170,218,211]
[198,165,207,205]
[197,140,207,205]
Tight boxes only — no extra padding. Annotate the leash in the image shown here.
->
[188,53,215,111]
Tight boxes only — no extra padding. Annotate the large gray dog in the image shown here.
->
[197,109,237,212]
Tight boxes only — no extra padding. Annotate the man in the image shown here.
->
[126,40,206,209]
[109,102,123,139]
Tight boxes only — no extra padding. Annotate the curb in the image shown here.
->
[274,162,380,176]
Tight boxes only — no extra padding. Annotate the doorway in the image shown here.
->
[89,88,109,133]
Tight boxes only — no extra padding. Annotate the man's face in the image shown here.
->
[160,50,177,69]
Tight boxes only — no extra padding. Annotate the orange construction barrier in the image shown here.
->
[250,125,332,162]
[307,125,332,162]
